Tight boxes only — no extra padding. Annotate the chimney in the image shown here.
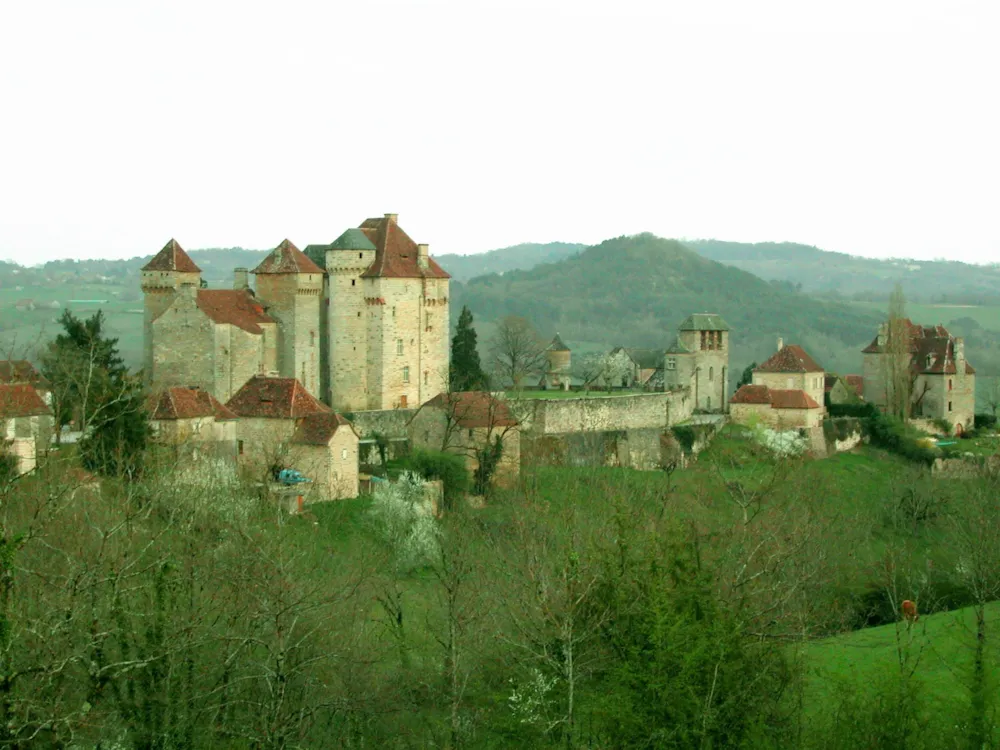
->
[384,213,398,223]
[234,267,249,291]
[776,336,783,352]
[955,336,965,362]
[877,322,887,347]
[417,243,429,269]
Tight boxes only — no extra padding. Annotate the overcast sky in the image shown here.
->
[1,0,997,264]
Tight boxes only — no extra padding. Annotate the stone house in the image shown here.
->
[148,386,239,464]
[0,360,51,405]
[730,384,823,429]
[607,347,664,389]
[409,391,521,489]
[541,334,571,390]
[861,320,975,433]
[0,383,54,476]
[145,214,450,414]
[824,374,862,406]
[663,313,730,412]
[225,374,359,500]
[751,339,826,414]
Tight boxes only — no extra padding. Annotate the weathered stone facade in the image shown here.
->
[0,383,54,476]
[664,314,730,412]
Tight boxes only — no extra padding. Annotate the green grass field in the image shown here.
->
[848,300,1000,332]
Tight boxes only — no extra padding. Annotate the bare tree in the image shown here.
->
[571,352,608,394]
[882,284,914,420]
[488,316,546,392]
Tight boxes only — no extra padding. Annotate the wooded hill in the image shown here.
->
[451,233,882,378]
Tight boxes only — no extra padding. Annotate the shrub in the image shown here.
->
[671,425,696,452]
[828,402,879,419]
[975,413,997,430]
[823,417,863,444]
[868,414,939,466]
[931,417,952,435]
[398,448,470,510]
[368,471,440,569]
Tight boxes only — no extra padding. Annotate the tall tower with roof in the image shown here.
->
[665,313,730,412]
[253,240,324,398]
[544,334,572,390]
[141,239,202,383]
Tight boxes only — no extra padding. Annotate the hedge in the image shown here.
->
[827,402,879,419]
[397,448,471,510]
[975,413,998,430]
[867,414,939,466]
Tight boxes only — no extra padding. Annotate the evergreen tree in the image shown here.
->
[450,306,487,391]
[736,361,757,389]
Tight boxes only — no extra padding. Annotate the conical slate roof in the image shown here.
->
[547,333,570,352]
[253,239,323,275]
[678,313,730,332]
[142,239,201,273]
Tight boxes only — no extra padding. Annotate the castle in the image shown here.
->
[143,213,450,411]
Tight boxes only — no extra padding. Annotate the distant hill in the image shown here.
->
[452,233,883,379]
[434,242,586,282]
[686,240,1000,304]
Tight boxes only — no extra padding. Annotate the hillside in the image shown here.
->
[687,239,1000,303]
[452,233,883,378]
[433,241,586,282]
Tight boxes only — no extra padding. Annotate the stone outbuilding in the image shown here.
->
[542,334,572,390]
[409,391,521,489]
[607,347,664,390]
[148,386,239,464]
[0,383,54,476]
[225,374,359,500]
[729,384,823,429]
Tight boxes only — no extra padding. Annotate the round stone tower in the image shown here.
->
[546,333,571,390]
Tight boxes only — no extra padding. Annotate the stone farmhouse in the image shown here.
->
[148,386,238,464]
[143,213,450,412]
[729,341,825,429]
[0,382,53,476]
[861,320,975,433]
[0,360,51,405]
[663,314,731,412]
[225,374,360,501]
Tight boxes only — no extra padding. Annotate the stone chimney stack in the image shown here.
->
[384,213,398,223]
[234,267,249,291]
[956,336,965,362]
[776,336,784,352]
[417,243,429,270]
[877,323,887,347]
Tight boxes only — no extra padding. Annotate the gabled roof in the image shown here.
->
[196,290,274,334]
[142,239,201,273]
[844,375,864,398]
[0,383,52,418]
[421,392,518,428]
[225,375,330,419]
[678,313,730,332]
[253,239,323,275]
[624,348,664,370]
[665,337,692,355]
[755,344,824,374]
[0,360,47,389]
[730,384,820,409]
[358,215,450,280]
[291,412,358,445]
[547,334,570,352]
[149,386,237,421]
[862,320,976,375]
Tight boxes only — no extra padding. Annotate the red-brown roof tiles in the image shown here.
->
[0,383,52,418]
[422,392,518,428]
[142,239,201,273]
[844,375,864,398]
[196,290,274,335]
[755,345,824,374]
[253,239,324,275]
[0,360,47,389]
[730,384,772,405]
[730,384,820,409]
[149,387,237,421]
[863,321,976,376]
[225,375,330,419]
[358,215,450,280]
[291,412,357,445]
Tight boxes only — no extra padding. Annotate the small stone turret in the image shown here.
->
[545,334,572,390]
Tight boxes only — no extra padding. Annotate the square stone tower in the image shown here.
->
[665,313,730,412]
[141,239,202,384]
[252,240,324,398]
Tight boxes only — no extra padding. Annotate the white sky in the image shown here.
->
[1,0,997,264]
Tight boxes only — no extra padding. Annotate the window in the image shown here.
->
[397,339,404,355]
[358,252,363,259]
[948,401,953,412]
[468,429,474,440]
[351,279,355,286]
[341,448,348,460]
[787,377,794,388]
[403,366,410,383]
[424,371,429,385]
[948,379,953,391]
[709,366,714,381]
[310,331,316,347]
[400,395,408,408]
[238,440,244,455]
[706,396,711,410]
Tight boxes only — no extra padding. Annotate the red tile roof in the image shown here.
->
[225,375,330,419]
[253,239,324,275]
[769,389,821,409]
[844,375,864,398]
[730,384,772,405]
[142,239,201,273]
[358,215,450,280]
[421,392,518,428]
[862,321,975,375]
[149,387,237,421]
[291,412,357,445]
[197,290,274,334]
[730,384,820,409]
[0,383,52,418]
[755,344,824,374]
[0,360,47,389]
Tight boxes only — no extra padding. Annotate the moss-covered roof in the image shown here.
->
[330,228,377,251]
[547,333,570,352]
[678,313,730,332]
[303,244,330,269]
[665,337,692,354]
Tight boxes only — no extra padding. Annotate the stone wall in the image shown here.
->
[515,391,693,435]
[522,427,671,471]
[326,247,375,412]
[254,272,322,399]
[347,408,417,440]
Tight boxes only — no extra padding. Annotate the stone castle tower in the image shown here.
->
[664,313,730,412]
[143,213,450,413]
[543,334,571,390]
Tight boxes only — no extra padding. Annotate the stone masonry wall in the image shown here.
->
[516,391,693,435]
[255,272,322,399]
[326,247,375,412]
[151,288,214,394]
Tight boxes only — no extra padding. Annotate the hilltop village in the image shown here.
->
[0,213,978,500]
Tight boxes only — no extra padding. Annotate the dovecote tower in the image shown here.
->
[141,239,202,383]
[253,240,324,398]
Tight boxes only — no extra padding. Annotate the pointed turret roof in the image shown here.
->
[253,239,323,275]
[142,239,201,273]
[678,313,729,332]
[329,228,377,251]
[547,333,570,352]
